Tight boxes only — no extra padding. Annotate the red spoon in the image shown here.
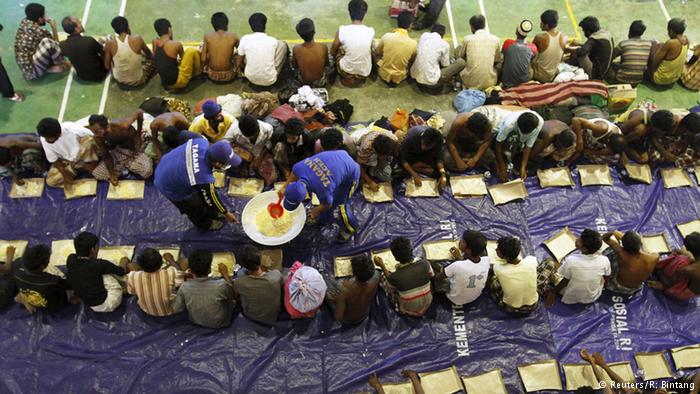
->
[267,195,284,219]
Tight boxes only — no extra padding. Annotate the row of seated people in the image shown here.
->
[1,102,698,193]
[1,226,698,327]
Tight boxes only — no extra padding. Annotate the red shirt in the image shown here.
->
[502,39,538,55]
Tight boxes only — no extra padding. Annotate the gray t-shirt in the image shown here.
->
[233,270,282,325]
[501,39,535,88]
[174,277,235,328]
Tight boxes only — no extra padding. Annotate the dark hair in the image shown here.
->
[578,16,600,35]
[348,0,368,21]
[397,11,413,29]
[137,248,163,273]
[189,249,213,277]
[390,237,413,263]
[23,244,51,271]
[62,16,77,34]
[237,245,261,271]
[540,10,558,28]
[249,13,267,32]
[74,231,99,257]
[621,231,642,254]
[497,236,521,262]
[628,20,646,38]
[679,113,700,134]
[462,229,487,256]
[0,147,10,166]
[238,115,260,137]
[668,18,686,35]
[608,134,626,154]
[431,23,446,37]
[163,126,182,149]
[211,12,228,31]
[651,110,676,132]
[154,18,171,36]
[36,118,62,139]
[517,112,540,134]
[684,232,700,257]
[469,15,486,31]
[88,114,109,128]
[467,112,491,137]
[372,135,395,156]
[111,16,129,34]
[580,229,602,253]
[420,127,444,148]
[351,254,375,282]
[320,128,344,150]
[25,3,45,22]
[285,118,305,136]
[296,18,315,42]
[554,129,576,149]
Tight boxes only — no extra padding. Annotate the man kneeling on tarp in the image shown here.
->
[649,232,700,301]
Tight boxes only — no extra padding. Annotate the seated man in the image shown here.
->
[433,229,490,306]
[292,18,332,87]
[233,245,282,326]
[237,13,287,87]
[147,111,191,161]
[126,248,186,317]
[620,107,668,164]
[225,115,276,185]
[88,111,154,185]
[649,232,700,301]
[649,18,689,86]
[189,100,236,143]
[314,127,358,157]
[410,24,466,90]
[611,20,653,85]
[283,262,326,319]
[66,232,129,313]
[493,110,545,182]
[104,16,155,88]
[649,112,699,166]
[324,254,380,324]
[374,237,433,317]
[530,120,581,166]
[490,237,540,315]
[355,127,398,191]
[59,16,107,81]
[532,10,566,83]
[13,244,70,314]
[455,15,501,90]
[174,249,236,328]
[572,117,629,166]
[444,111,494,172]
[271,118,316,181]
[0,134,45,185]
[375,11,417,85]
[603,230,658,295]
[331,0,375,86]
[500,20,538,88]
[201,12,238,83]
[400,125,447,190]
[566,16,614,80]
[14,3,68,81]
[546,229,611,306]
[152,18,201,90]
[37,117,101,188]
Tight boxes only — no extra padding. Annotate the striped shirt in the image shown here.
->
[127,267,184,316]
[615,38,652,84]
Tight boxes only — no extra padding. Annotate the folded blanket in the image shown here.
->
[501,80,608,108]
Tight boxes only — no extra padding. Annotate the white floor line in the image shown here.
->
[98,0,128,114]
[445,0,459,48]
[657,0,671,21]
[477,0,489,33]
[56,0,94,121]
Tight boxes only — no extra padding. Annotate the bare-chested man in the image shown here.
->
[201,12,238,83]
[292,18,330,87]
[649,232,700,302]
[530,120,582,166]
[87,110,153,185]
[152,18,201,90]
[103,16,155,87]
[147,112,190,161]
[324,255,380,325]
[0,134,45,184]
[444,111,494,172]
[603,231,658,295]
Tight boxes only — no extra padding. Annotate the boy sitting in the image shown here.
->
[127,248,186,317]
[233,245,283,325]
[490,237,540,315]
[14,244,70,314]
[433,229,490,306]
[324,254,380,325]
[603,230,658,295]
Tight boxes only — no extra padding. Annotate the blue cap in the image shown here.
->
[207,141,242,168]
[202,100,221,118]
[283,181,307,211]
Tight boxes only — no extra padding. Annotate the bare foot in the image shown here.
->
[7,92,24,102]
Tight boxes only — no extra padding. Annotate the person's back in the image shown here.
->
[501,21,536,88]
[653,18,689,86]
[341,273,379,323]
[558,231,611,305]
[387,258,433,316]
[532,10,565,83]
[587,30,614,79]
[616,39,652,84]
[152,38,180,87]
[458,15,500,89]
[294,42,328,84]
[377,12,417,84]
[111,34,145,83]
[202,12,238,82]
[410,30,450,86]
[233,246,282,325]
[59,16,106,81]
[14,245,69,314]
[493,256,538,309]
[126,248,184,317]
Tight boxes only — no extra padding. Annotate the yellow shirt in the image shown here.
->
[189,114,235,142]
[376,29,417,84]
[493,256,539,308]
[653,44,688,85]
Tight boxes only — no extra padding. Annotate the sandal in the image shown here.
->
[7,92,24,102]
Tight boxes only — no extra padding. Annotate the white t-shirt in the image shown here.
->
[238,32,279,86]
[338,24,375,77]
[494,110,544,149]
[410,32,450,86]
[558,253,611,304]
[493,256,539,308]
[223,119,274,158]
[444,256,490,305]
[40,122,94,163]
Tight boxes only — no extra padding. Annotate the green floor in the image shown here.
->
[0,0,699,133]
